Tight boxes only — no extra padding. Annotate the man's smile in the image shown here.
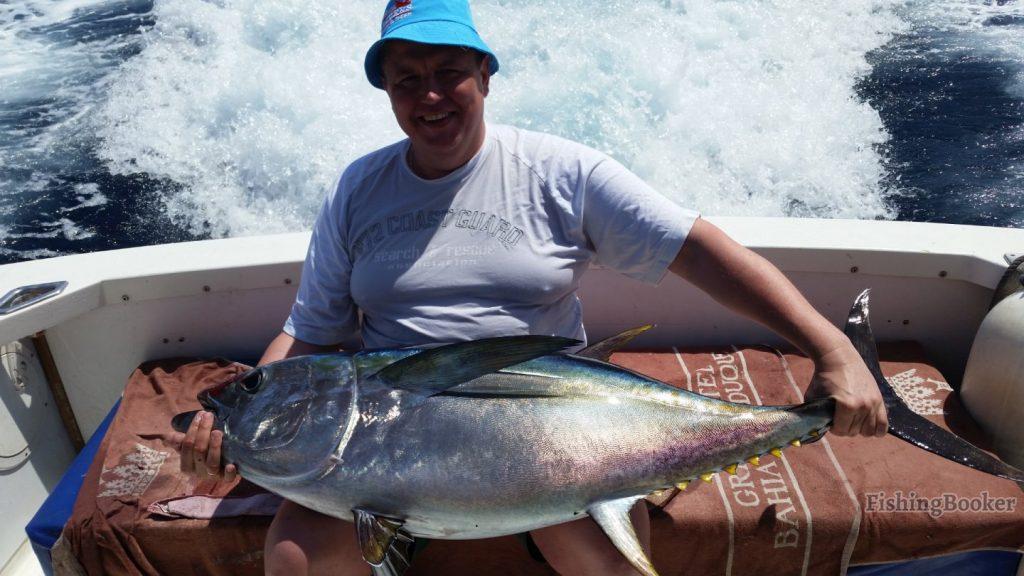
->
[419,111,455,125]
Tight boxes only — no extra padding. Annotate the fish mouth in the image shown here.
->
[197,371,245,412]
[198,380,229,406]
[171,410,199,433]
[171,376,239,432]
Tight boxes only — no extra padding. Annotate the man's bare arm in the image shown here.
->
[668,218,887,437]
[259,331,339,365]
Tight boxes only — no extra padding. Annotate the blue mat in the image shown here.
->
[25,399,120,575]
[849,550,1020,575]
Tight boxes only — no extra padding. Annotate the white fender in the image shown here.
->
[960,291,1024,469]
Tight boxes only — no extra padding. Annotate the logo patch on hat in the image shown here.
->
[382,0,413,33]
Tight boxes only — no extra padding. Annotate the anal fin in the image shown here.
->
[587,496,659,576]
[353,508,414,576]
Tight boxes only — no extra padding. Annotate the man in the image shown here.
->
[175,1,887,574]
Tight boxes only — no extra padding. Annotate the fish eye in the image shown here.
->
[239,370,264,393]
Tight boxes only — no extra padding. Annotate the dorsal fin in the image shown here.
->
[368,335,579,395]
[577,325,653,361]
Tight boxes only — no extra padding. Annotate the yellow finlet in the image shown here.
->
[790,439,802,447]
[676,481,689,491]
[770,447,783,458]
[700,472,715,483]
[809,429,820,437]
[724,464,738,475]
[746,455,760,467]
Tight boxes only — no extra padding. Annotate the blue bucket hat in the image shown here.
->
[364,0,500,90]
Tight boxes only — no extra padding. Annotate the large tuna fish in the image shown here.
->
[173,291,1024,576]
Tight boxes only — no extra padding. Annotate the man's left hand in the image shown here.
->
[805,344,888,438]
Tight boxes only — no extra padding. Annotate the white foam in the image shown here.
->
[1,218,96,241]
[1,0,146,179]
[0,0,122,107]
[93,0,908,237]
[484,0,905,219]
[61,183,109,212]
[910,0,1024,96]
[44,218,96,241]
[0,246,61,259]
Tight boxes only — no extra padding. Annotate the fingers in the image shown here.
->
[859,401,880,438]
[224,463,238,483]
[831,402,856,437]
[194,411,213,468]
[205,430,223,476]
[847,407,866,439]
[832,396,888,438]
[873,404,889,437]
[179,410,202,473]
[175,411,236,481]
[170,431,185,467]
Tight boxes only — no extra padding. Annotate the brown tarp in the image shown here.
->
[64,345,1023,575]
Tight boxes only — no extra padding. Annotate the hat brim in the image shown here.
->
[364,20,500,89]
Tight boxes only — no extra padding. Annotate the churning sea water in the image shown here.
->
[0,0,1022,264]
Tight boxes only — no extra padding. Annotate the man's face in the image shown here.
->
[381,41,490,170]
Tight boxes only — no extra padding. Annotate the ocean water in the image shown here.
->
[0,0,1022,264]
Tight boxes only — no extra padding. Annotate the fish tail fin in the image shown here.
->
[846,289,1024,483]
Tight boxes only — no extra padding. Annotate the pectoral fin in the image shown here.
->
[577,325,653,361]
[587,497,659,576]
[353,508,414,576]
[369,335,579,395]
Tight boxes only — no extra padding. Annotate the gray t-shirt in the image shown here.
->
[284,124,699,349]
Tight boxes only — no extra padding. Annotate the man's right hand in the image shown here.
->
[171,410,238,482]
